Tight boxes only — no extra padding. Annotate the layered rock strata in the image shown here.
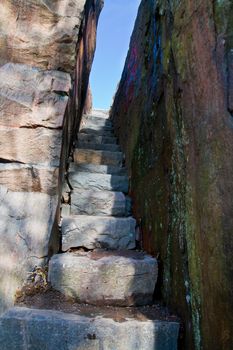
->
[0,0,103,313]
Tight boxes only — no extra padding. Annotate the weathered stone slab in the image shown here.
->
[80,121,113,132]
[69,171,128,192]
[62,215,136,250]
[0,63,71,128]
[78,133,117,145]
[70,162,127,175]
[0,187,58,314]
[0,0,87,72]
[71,189,127,216]
[77,141,120,152]
[77,141,121,152]
[49,251,158,306]
[0,163,59,194]
[80,128,114,136]
[0,127,62,166]
[82,115,112,126]
[0,307,179,350]
[74,149,123,166]
[91,109,110,119]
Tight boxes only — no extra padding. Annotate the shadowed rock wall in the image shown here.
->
[111,1,233,349]
[0,0,103,314]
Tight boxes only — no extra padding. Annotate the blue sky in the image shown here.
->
[90,0,140,109]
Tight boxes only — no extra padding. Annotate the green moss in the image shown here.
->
[171,34,187,81]
[214,1,233,37]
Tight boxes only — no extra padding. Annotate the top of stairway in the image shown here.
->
[88,109,110,119]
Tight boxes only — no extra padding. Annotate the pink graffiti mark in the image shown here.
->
[123,44,140,112]
[127,45,139,78]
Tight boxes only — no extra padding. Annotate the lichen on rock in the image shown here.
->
[111,0,233,348]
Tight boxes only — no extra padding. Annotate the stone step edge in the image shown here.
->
[69,162,127,175]
[74,148,123,157]
[80,125,113,132]
[0,307,179,350]
[69,171,128,181]
[79,127,114,133]
[75,143,121,152]
[48,251,157,306]
[77,132,117,140]
[61,215,136,250]
[0,306,180,326]
[82,116,112,125]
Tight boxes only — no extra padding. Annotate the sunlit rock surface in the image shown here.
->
[111,0,233,349]
[0,63,71,128]
[0,187,58,314]
[49,251,157,306]
[0,307,179,350]
[0,0,86,73]
[0,0,103,313]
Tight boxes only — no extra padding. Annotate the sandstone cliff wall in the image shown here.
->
[111,1,233,349]
[0,0,103,314]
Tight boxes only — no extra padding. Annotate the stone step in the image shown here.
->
[79,128,114,137]
[70,189,129,217]
[69,162,127,176]
[77,141,120,152]
[90,109,110,119]
[62,215,136,250]
[69,171,128,193]
[80,121,113,131]
[74,149,123,167]
[49,250,158,306]
[82,115,112,126]
[78,133,117,145]
[0,307,179,350]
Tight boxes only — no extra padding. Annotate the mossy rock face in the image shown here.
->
[111,0,233,349]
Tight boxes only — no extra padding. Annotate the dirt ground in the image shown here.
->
[16,286,179,323]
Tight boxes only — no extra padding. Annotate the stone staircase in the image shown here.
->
[0,109,179,349]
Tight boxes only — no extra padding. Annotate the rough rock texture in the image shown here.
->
[0,186,58,313]
[78,133,117,145]
[0,63,71,128]
[0,126,62,166]
[69,171,128,192]
[111,0,233,349]
[0,307,180,350]
[62,215,136,250]
[0,0,103,313]
[83,84,93,115]
[78,142,121,152]
[49,251,158,306]
[71,189,128,216]
[74,149,123,166]
[0,164,59,195]
[0,0,86,73]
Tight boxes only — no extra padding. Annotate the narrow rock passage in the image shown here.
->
[49,109,158,306]
[0,110,180,349]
